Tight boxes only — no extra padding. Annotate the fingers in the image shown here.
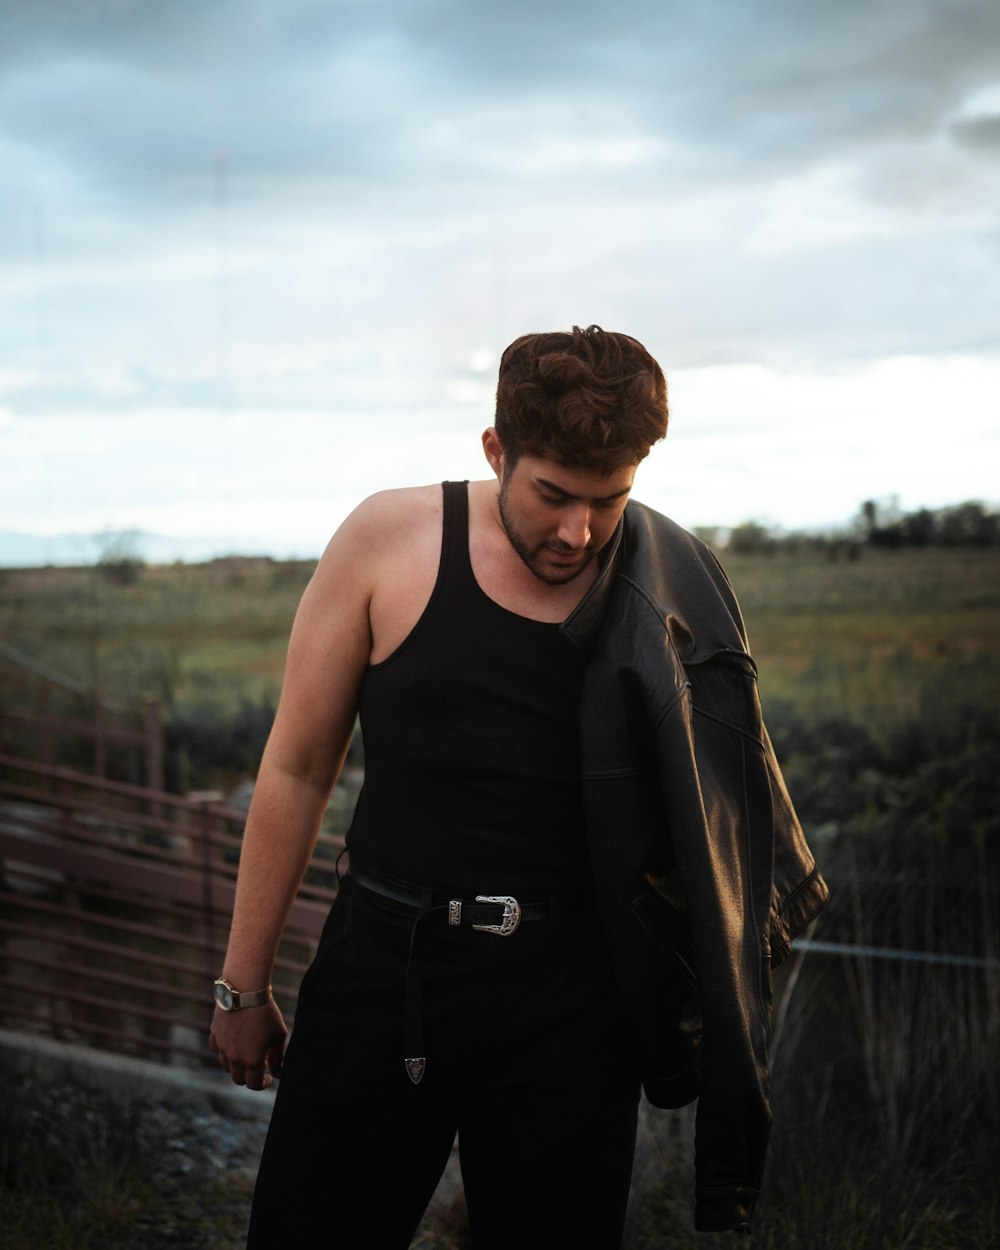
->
[266,1038,286,1081]
[208,1000,287,1089]
[210,1051,252,1087]
[242,1064,268,1091]
[218,1058,262,1088]
[209,1045,276,1090]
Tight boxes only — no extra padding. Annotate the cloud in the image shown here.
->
[1,0,999,563]
[4,1,999,211]
[951,112,1000,151]
[642,352,1000,529]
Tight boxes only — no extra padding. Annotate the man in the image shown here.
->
[210,326,827,1248]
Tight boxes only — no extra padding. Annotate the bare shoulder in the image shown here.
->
[308,484,442,592]
[340,484,442,551]
[291,484,445,666]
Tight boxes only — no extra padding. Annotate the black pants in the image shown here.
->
[247,873,640,1250]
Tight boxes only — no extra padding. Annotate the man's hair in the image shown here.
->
[494,325,668,472]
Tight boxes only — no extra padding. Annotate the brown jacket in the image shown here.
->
[562,501,829,1233]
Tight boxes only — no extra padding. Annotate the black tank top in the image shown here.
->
[345,480,591,897]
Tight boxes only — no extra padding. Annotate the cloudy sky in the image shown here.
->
[1,0,998,563]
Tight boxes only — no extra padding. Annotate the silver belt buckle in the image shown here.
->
[447,894,522,936]
[473,894,521,937]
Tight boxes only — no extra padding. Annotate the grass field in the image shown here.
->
[2,545,998,1246]
[3,546,999,728]
[725,546,1000,729]
[0,557,308,717]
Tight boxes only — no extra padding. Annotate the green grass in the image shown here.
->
[0,559,313,717]
[720,547,1000,734]
[3,547,999,728]
[2,546,998,1246]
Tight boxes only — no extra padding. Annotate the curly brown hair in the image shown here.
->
[494,325,668,472]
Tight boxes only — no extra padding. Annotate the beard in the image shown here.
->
[497,477,593,586]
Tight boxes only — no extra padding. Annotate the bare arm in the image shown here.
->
[209,503,375,1089]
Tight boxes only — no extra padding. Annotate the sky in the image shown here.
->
[1,0,998,564]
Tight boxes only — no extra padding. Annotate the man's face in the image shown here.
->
[496,453,637,586]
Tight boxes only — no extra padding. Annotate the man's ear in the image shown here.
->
[482,427,504,479]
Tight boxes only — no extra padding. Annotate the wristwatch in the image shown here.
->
[213,977,272,1011]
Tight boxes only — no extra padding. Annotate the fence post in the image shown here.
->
[197,799,219,983]
[144,697,164,793]
[40,684,55,772]
[93,697,107,779]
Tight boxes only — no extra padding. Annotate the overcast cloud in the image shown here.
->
[1,0,998,560]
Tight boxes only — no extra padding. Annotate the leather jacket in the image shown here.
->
[561,500,829,1234]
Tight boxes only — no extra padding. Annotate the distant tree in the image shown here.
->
[858,499,999,549]
[728,521,772,554]
[901,508,937,547]
[938,501,999,547]
[721,500,999,555]
[94,528,146,585]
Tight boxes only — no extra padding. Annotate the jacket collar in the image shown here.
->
[561,500,754,668]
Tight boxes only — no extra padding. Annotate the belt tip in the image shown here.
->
[405,1057,426,1085]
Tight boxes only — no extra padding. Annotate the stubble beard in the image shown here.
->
[497,478,592,587]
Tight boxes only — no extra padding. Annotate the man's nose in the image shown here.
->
[557,505,591,550]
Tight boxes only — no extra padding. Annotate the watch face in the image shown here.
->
[214,981,235,1011]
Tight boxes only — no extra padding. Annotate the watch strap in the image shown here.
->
[234,985,272,1009]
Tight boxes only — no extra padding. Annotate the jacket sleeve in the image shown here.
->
[654,660,777,1232]
[579,506,828,1233]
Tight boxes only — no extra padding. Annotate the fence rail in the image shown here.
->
[795,938,1000,970]
[0,697,164,792]
[0,751,341,1067]
[4,672,994,1071]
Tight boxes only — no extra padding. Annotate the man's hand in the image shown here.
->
[209,998,288,1091]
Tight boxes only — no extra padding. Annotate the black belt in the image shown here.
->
[350,863,555,936]
[347,863,570,1086]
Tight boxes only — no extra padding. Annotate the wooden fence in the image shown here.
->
[0,641,164,790]
[0,751,340,1067]
[0,703,164,791]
